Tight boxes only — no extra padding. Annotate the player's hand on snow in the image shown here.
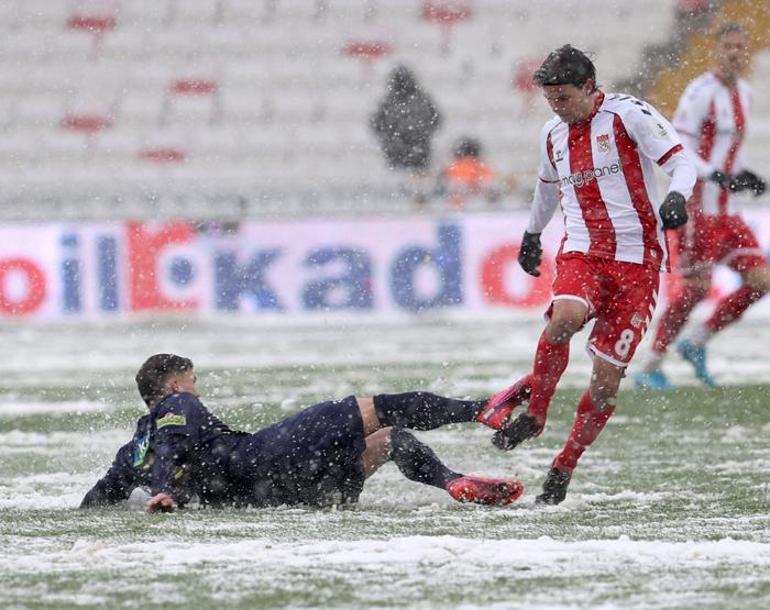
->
[518,231,543,276]
[732,170,766,197]
[659,191,688,229]
[146,493,177,513]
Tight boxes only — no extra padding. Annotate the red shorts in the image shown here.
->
[549,253,660,367]
[674,213,767,276]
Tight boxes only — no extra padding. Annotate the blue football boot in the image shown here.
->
[634,369,674,390]
[676,339,717,387]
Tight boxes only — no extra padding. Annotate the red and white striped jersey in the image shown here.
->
[529,92,695,271]
[672,71,752,216]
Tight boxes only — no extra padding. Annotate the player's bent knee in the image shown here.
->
[356,397,382,435]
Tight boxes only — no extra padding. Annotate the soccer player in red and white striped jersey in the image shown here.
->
[479,45,696,504]
[636,23,768,390]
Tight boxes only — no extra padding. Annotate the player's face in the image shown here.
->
[541,82,595,123]
[171,369,199,397]
[716,31,748,79]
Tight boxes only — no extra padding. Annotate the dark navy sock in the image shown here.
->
[389,427,461,490]
[373,392,485,430]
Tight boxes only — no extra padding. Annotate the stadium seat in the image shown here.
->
[161,74,222,126]
[66,0,119,58]
[342,38,394,81]
[5,0,767,219]
[421,0,472,55]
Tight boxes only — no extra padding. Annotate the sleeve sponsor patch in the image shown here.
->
[156,413,187,429]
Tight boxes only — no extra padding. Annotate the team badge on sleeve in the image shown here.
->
[156,413,187,429]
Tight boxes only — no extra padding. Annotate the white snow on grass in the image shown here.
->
[0,400,106,416]
[4,535,769,575]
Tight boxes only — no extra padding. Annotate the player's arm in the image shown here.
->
[624,102,696,228]
[671,83,718,180]
[146,397,201,511]
[519,126,561,276]
[79,443,138,509]
[729,98,766,197]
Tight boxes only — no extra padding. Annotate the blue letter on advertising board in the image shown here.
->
[214,250,283,311]
[303,248,373,310]
[389,223,463,312]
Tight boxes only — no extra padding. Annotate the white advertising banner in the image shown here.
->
[0,212,768,319]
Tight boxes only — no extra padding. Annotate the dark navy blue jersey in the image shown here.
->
[80,393,366,509]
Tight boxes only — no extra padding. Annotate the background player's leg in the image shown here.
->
[695,264,770,341]
[637,272,709,389]
[647,276,710,364]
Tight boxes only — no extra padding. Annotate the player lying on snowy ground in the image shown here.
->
[81,354,529,512]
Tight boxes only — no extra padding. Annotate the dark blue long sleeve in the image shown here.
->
[79,442,139,508]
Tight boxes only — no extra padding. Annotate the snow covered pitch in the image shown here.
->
[1,313,768,609]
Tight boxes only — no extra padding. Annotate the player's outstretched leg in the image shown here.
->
[476,374,533,430]
[389,427,523,506]
[374,392,486,431]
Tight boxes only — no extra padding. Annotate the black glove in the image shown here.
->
[710,170,733,190]
[518,231,542,277]
[659,191,688,229]
[732,170,766,197]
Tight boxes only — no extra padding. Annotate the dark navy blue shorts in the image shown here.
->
[245,395,367,507]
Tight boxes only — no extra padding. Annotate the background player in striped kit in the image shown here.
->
[477,45,697,504]
[636,23,768,390]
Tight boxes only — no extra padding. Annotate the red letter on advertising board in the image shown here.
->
[480,244,552,307]
[127,221,197,311]
[0,258,46,315]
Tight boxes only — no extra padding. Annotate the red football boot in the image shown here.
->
[446,476,524,506]
[476,374,533,430]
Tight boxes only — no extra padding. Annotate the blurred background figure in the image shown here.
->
[437,135,501,210]
[371,65,442,205]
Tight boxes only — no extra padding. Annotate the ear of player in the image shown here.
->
[659,191,688,229]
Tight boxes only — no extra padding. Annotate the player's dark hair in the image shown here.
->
[533,45,597,91]
[716,22,745,39]
[135,353,193,407]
